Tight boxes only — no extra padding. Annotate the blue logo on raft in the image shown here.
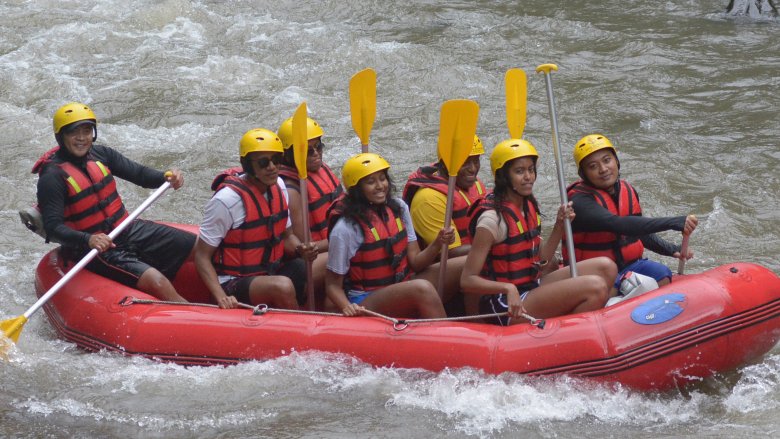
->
[630,293,686,325]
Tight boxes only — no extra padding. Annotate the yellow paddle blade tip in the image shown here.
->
[535,63,559,74]
[1,315,27,343]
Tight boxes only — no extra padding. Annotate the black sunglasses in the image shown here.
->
[308,141,324,156]
[250,154,283,169]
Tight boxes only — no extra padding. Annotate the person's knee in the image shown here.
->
[408,279,436,295]
[268,275,295,295]
[584,275,609,304]
[251,276,297,308]
[138,268,168,291]
[410,279,445,307]
[594,256,617,277]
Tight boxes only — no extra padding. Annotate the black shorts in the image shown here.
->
[79,220,196,288]
[220,258,307,306]
[479,284,536,326]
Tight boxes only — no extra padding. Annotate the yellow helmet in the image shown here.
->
[471,134,485,156]
[277,116,324,150]
[341,152,390,189]
[239,128,284,157]
[573,134,615,168]
[438,134,484,161]
[490,138,538,176]
[53,102,96,134]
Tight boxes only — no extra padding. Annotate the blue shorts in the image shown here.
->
[616,259,673,288]
[348,292,370,305]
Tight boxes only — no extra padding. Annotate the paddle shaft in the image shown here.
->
[539,68,578,277]
[23,181,172,320]
[436,175,457,297]
[299,179,316,311]
[677,234,690,275]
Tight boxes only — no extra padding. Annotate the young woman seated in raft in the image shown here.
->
[460,139,617,325]
[325,152,464,319]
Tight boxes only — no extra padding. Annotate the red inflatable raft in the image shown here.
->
[34,224,780,391]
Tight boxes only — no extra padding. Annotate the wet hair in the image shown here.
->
[492,157,540,225]
[341,169,402,225]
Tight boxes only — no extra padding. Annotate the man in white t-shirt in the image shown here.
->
[193,128,318,309]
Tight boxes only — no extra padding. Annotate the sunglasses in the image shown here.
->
[250,154,283,169]
[308,141,324,156]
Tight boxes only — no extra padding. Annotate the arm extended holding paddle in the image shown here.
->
[2,179,173,345]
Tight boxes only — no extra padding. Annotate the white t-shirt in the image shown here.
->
[199,175,291,283]
[327,199,417,296]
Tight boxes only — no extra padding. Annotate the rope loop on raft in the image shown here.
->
[116,297,545,329]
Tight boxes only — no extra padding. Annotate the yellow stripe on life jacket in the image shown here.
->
[95,161,110,177]
[370,227,380,241]
[395,217,404,232]
[65,176,82,193]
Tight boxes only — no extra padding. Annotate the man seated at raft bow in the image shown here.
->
[33,102,196,302]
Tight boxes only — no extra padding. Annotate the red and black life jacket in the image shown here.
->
[210,168,289,276]
[278,163,343,241]
[564,179,644,268]
[332,202,411,292]
[401,164,486,245]
[33,146,128,234]
[468,194,542,290]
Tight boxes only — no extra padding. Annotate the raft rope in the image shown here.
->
[118,296,546,330]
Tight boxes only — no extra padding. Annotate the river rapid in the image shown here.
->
[1,1,779,437]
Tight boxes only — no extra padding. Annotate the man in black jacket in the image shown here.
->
[34,102,195,301]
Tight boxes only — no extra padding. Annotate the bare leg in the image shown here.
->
[137,268,187,302]
[543,257,618,297]
[518,273,609,321]
[361,279,446,319]
[248,275,299,310]
[414,255,467,303]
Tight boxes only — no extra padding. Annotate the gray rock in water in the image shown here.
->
[726,0,778,17]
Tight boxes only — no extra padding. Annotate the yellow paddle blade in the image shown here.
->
[292,102,308,179]
[437,99,480,175]
[349,68,376,149]
[505,68,527,139]
[1,315,27,344]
